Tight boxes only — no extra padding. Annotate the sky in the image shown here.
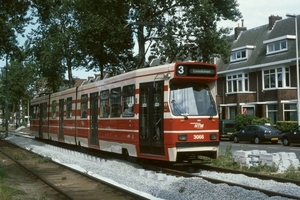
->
[218,0,300,32]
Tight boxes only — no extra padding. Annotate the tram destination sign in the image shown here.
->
[176,64,216,77]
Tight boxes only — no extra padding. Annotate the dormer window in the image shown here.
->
[267,40,287,54]
[231,50,246,62]
[230,45,255,63]
[263,35,294,55]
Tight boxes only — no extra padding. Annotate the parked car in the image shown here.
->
[230,124,282,144]
[280,126,300,146]
[219,120,236,140]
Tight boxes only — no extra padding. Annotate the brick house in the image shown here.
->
[216,15,300,124]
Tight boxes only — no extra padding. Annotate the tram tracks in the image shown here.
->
[0,139,146,200]
[141,163,300,199]
[4,131,300,199]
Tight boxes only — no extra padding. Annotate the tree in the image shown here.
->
[128,0,242,66]
[0,0,31,60]
[0,0,31,134]
[30,0,135,89]
[31,0,80,89]
[74,0,135,78]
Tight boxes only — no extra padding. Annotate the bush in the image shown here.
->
[235,114,255,130]
[234,114,272,130]
[276,121,298,132]
[252,117,271,125]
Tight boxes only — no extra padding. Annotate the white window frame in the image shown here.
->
[267,40,287,54]
[231,49,247,62]
[263,35,294,55]
[226,72,249,93]
[230,45,255,63]
[263,66,290,89]
[283,103,297,121]
[241,105,255,116]
[266,104,278,124]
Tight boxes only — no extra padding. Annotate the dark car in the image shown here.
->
[230,124,281,144]
[280,126,300,146]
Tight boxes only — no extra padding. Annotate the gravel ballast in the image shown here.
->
[5,133,300,200]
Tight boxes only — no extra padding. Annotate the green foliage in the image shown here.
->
[212,146,235,168]
[74,0,135,77]
[276,121,298,132]
[0,164,8,179]
[37,157,52,164]
[234,114,273,131]
[277,165,300,180]
[234,114,255,130]
[0,0,31,59]
[1,0,243,121]
[0,184,26,198]
[252,117,271,125]
[243,163,278,173]
[129,0,242,66]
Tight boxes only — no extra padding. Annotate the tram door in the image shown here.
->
[139,81,164,155]
[58,99,65,141]
[90,92,99,146]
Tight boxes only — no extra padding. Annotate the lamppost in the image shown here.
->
[286,14,300,126]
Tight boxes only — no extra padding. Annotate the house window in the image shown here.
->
[230,49,247,62]
[263,67,290,89]
[267,104,278,124]
[241,106,254,116]
[284,104,297,121]
[267,40,287,54]
[229,106,236,119]
[227,73,249,93]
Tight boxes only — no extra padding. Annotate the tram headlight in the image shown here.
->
[210,133,217,140]
[178,134,187,141]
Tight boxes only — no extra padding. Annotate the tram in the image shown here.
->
[30,61,219,163]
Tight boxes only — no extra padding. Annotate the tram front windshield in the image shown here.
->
[170,83,217,116]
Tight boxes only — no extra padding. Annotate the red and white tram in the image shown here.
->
[30,61,219,163]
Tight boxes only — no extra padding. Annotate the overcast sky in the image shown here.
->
[219,0,300,31]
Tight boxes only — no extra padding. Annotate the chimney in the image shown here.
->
[234,19,247,40]
[269,15,282,30]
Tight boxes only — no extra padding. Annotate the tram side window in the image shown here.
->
[81,94,88,118]
[42,102,47,119]
[122,84,135,117]
[66,97,72,118]
[100,90,109,118]
[31,105,38,119]
[52,100,56,119]
[36,105,40,118]
[111,87,121,117]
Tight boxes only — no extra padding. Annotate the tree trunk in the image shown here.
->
[137,25,146,68]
